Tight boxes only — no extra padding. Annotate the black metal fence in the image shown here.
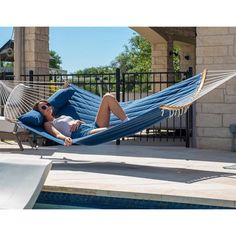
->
[0,72,13,80]
[119,69,193,147]
[0,68,193,147]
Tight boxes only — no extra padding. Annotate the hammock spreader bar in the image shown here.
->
[160,69,208,112]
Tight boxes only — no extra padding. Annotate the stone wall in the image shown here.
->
[195,27,236,150]
[176,41,196,74]
[152,42,168,91]
[24,27,49,75]
[152,42,168,72]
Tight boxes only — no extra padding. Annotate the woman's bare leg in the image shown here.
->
[89,127,108,135]
[95,93,127,128]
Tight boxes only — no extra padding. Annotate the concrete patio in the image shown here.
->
[1,141,236,208]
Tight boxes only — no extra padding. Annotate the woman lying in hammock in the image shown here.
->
[33,93,129,146]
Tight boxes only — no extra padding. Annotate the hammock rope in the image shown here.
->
[1,80,65,121]
[159,69,236,114]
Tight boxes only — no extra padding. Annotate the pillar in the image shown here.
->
[14,27,49,80]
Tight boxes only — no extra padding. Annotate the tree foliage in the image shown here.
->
[50,50,62,69]
[2,62,13,68]
[173,45,180,72]
[111,34,152,72]
[76,66,115,74]
[74,34,152,93]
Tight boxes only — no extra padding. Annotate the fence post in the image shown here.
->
[116,68,120,102]
[185,68,193,148]
[122,72,125,102]
[29,70,34,85]
[116,68,121,145]
[0,72,6,116]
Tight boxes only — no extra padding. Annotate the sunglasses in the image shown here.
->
[40,103,51,110]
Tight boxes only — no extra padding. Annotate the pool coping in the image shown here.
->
[42,185,236,209]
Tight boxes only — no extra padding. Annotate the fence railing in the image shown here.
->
[119,69,193,147]
[0,68,193,147]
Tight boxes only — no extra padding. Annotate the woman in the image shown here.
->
[33,93,129,146]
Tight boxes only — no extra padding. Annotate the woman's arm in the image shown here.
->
[69,120,85,132]
[44,122,72,146]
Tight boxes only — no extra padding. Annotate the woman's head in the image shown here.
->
[33,100,54,119]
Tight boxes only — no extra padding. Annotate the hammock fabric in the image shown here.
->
[18,71,204,145]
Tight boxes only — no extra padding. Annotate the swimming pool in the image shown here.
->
[34,191,231,209]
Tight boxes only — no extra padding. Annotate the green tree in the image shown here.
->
[173,45,180,72]
[76,34,152,74]
[74,34,152,93]
[110,34,152,92]
[172,45,181,81]
[50,50,62,69]
[3,62,13,68]
[75,66,116,96]
[111,34,152,73]
[76,66,115,74]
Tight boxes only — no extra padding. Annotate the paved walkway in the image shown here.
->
[1,141,236,208]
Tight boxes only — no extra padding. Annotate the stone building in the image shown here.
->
[133,27,236,151]
[13,27,236,151]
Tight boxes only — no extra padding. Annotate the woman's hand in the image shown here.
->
[64,137,73,146]
[69,120,84,132]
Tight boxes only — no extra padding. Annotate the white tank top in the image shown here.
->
[52,115,74,137]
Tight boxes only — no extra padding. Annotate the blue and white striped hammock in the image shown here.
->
[2,69,236,145]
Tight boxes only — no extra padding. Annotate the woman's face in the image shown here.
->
[38,101,53,117]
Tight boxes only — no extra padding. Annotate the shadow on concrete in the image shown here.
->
[51,161,235,184]
[1,143,236,164]
[0,146,57,157]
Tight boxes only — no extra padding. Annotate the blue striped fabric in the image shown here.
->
[19,73,202,145]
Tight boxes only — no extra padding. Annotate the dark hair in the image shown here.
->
[33,100,49,112]
[33,100,56,121]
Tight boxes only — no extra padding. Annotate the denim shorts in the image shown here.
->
[71,122,100,138]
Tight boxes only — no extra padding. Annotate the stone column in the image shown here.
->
[152,41,168,72]
[152,41,168,91]
[14,27,25,81]
[14,27,49,79]
[195,27,236,150]
[24,27,49,75]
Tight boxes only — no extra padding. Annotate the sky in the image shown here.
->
[0,27,136,73]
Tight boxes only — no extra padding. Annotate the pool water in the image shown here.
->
[34,191,230,209]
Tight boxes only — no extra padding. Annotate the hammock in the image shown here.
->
[1,69,236,145]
